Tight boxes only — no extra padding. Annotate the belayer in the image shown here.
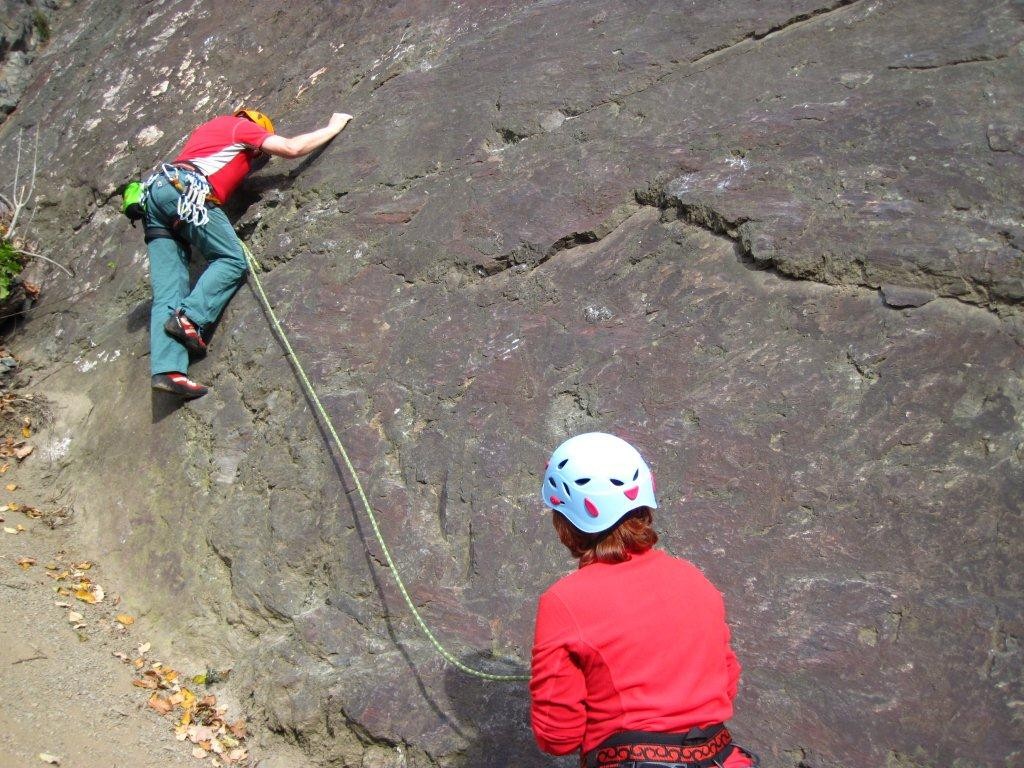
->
[133,107,351,398]
[531,433,758,767]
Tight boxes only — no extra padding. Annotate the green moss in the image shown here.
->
[32,11,50,44]
[0,240,25,300]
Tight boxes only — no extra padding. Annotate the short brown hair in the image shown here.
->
[552,507,658,566]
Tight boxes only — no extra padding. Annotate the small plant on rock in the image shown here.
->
[0,128,71,320]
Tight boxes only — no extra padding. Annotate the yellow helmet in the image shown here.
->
[234,108,275,134]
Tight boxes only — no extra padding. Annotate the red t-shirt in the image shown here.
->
[174,115,271,204]
[530,548,750,764]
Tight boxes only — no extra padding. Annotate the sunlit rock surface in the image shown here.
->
[1,1,1021,765]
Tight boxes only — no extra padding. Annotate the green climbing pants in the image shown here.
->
[145,173,248,376]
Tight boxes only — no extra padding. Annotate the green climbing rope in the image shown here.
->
[242,244,529,683]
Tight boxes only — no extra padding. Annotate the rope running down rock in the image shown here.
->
[242,243,529,683]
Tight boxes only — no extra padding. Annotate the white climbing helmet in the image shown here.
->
[540,432,658,534]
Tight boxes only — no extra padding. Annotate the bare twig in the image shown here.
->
[7,128,39,241]
[15,249,74,278]
[12,646,48,664]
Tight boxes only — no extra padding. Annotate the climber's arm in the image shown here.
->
[261,113,352,159]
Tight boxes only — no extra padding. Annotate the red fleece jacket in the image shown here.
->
[530,548,747,762]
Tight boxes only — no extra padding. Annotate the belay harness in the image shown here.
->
[583,725,759,768]
[121,162,219,245]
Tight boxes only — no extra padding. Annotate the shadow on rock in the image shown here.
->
[444,652,566,768]
[150,388,188,422]
[125,300,150,333]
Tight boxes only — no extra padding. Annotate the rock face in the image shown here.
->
[0,1,63,119]
[1,1,1022,766]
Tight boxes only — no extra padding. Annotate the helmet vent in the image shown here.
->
[548,477,557,488]
[562,482,572,498]
[557,459,569,469]
[633,469,639,481]
[609,478,624,486]
[574,478,590,486]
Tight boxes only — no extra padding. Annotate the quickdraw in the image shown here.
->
[159,162,211,227]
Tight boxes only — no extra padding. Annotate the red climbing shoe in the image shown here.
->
[164,309,207,355]
[151,372,209,399]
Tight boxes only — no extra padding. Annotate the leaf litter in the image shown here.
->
[114,645,249,765]
[6,487,253,765]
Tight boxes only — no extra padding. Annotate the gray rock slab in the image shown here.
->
[1,1,1021,766]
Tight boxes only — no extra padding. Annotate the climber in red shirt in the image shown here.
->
[145,108,351,398]
[531,432,758,767]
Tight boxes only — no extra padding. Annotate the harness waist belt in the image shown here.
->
[584,726,733,768]
[171,160,203,174]
[165,161,223,205]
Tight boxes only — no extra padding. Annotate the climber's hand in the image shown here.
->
[329,113,352,133]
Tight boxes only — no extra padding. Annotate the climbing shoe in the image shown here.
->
[151,372,209,399]
[164,309,207,355]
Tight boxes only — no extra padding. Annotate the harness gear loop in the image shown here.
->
[240,242,529,684]
[160,163,211,227]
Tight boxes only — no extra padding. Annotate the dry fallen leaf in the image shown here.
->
[5,483,16,491]
[74,582,104,604]
[16,557,36,569]
[132,677,159,690]
[188,725,216,744]
[4,526,19,534]
[115,614,135,627]
[192,746,208,759]
[0,463,9,474]
[148,694,174,715]
[38,754,60,765]
[14,444,32,460]
[21,424,31,439]
[74,561,92,571]
[67,611,83,623]
[138,642,151,655]
[113,651,130,662]
[228,719,247,739]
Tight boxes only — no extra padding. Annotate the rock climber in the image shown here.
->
[530,432,758,767]
[144,107,351,398]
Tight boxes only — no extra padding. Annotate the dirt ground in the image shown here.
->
[0,497,202,768]
[0,388,307,768]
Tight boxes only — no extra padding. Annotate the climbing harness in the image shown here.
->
[583,725,760,768]
[159,162,211,227]
[241,243,529,683]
